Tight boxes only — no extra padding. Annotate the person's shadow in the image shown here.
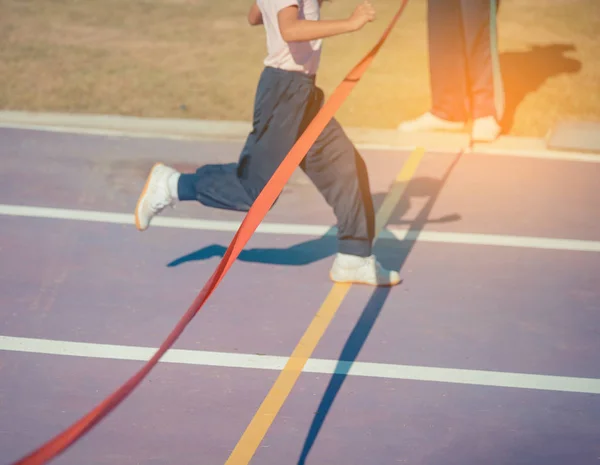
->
[294,151,464,464]
[166,175,461,268]
[499,44,582,133]
[168,151,464,463]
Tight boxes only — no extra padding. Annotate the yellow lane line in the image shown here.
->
[224,147,425,465]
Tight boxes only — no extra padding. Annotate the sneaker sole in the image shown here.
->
[398,123,465,133]
[329,272,401,287]
[471,134,500,143]
[134,162,163,231]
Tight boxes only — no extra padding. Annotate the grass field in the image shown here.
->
[1,0,599,137]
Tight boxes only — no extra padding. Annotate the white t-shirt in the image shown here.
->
[257,0,322,75]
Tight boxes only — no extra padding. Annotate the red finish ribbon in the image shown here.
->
[12,2,409,463]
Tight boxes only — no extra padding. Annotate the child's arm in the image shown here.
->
[278,0,375,42]
[248,2,263,25]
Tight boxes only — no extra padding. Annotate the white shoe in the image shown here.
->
[329,253,401,286]
[471,116,501,142]
[135,162,179,231]
[397,112,465,133]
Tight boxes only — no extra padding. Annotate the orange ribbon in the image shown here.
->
[12,2,409,463]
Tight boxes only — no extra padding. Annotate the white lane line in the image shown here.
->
[398,230,600,252]
[0,203,333,236]
[0,335,286,370]
[1,335,599,395]
[1,203,600,253]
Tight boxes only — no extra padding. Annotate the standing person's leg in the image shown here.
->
[134,67,312,230]
[461,0,504,141]
[398,0,468,133]
[302,88,400,286]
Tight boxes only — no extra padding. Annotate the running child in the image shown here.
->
[134,0,401,286]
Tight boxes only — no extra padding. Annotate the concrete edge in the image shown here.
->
[1,110,599,163]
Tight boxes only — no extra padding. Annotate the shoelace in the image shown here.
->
[151,187,176,213]
[151,199,173,213]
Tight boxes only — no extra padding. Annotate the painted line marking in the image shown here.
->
[1,203,600,253]
[223,148,425,465]
[1,335,599,395]
[2,122,600,163]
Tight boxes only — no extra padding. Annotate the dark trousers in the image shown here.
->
[177,66,375,257]
[427,0,504,122]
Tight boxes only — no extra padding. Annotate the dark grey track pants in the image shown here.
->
[177,66,375,257]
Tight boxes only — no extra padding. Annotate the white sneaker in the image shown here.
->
[135,162,179,231]
[397,112,465,133]
[329,253,401,286]
[471,116,501,142]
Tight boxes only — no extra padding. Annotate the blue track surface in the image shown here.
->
[1,127,599,465]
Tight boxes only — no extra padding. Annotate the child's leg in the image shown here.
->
[302,99,400,286]
[135,67,314,230]
[175,66,314,212]
[302,118,375,258]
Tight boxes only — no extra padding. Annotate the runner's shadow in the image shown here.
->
[167,177,461,268]
[499,44,581,133]
[296,151,464,465]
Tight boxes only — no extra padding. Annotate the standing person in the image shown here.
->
[134,0,401,286]
[398,0,504,142]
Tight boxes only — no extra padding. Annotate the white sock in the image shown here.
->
[336,252,372,266]
[168,172,181,201]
